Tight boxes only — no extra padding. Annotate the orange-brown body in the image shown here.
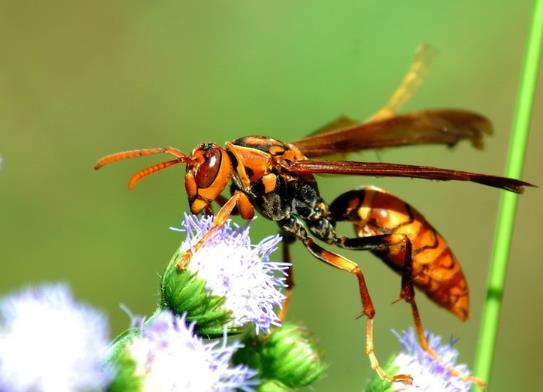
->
[336,186,469,320]
[94,135,526,389]
[92,50,530,387]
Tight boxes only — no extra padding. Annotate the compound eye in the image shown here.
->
[195,148,222,188]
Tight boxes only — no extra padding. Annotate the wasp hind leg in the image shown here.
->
[398,240,486,389]
[280,217,412,384]
[337,234,485,388]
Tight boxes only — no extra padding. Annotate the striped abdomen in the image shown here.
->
[330,186,469,320]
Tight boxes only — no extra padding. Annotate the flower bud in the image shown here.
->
[234,323,326,389]
[365,328,475,391]
[160,246,233,337]
[257,380,291,392]
[108,311,257,392]
[161,214,290,337]
[0,284,112,392]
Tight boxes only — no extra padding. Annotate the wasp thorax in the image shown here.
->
[185,144,233,213]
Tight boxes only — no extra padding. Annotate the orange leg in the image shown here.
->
[336,232,485,386]
[215,192,255,220]
[277,236,295,323]
[303,237,412,384]
[392,237,486,389]
[280,217,412,384]
[407,300,485,388]
[177,191,242,269]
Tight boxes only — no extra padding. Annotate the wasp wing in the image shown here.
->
[285,159,532,193]
[305,115,359,137]
[303,45,436,139]
[291,109,492,158]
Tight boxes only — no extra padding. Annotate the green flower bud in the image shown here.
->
[257,380,292,392]
[161,215,290,337]
[365,329,476,391]
[234,323,326,389]
[107,311,257,392]
[107,333,143,392]
[160,247,234,337]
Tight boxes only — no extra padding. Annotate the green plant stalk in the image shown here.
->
[473,0,543,389]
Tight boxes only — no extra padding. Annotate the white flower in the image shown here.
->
[126,311,256,392]
[0,284,112,392]
[174,214,290,334]
[390,329,472,392]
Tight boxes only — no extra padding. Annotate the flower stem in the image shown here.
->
[473,1,543,389]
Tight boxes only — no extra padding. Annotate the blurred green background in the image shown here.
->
[0,1,541,390]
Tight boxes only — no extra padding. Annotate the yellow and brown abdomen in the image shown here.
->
[330,186,469,320]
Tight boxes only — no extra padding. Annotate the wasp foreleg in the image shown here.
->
[213,192,255,220]
[177,191,244,269]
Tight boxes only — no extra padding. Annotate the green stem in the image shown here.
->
[473,1,543,389]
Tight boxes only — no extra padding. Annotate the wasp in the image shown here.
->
[94,48,532,385]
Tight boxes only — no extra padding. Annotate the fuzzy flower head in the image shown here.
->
[387,329,473,392]
[0,284,112,392]
[111,311,257,392]
[164,214,289,335]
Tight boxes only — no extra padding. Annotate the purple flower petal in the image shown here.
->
[127,311,257,391]
[390,328,473,392]
[173,214,290,334]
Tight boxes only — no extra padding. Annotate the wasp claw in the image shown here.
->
[472,378,487,390]
[176,253,191,269]
[392,374,413,384]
